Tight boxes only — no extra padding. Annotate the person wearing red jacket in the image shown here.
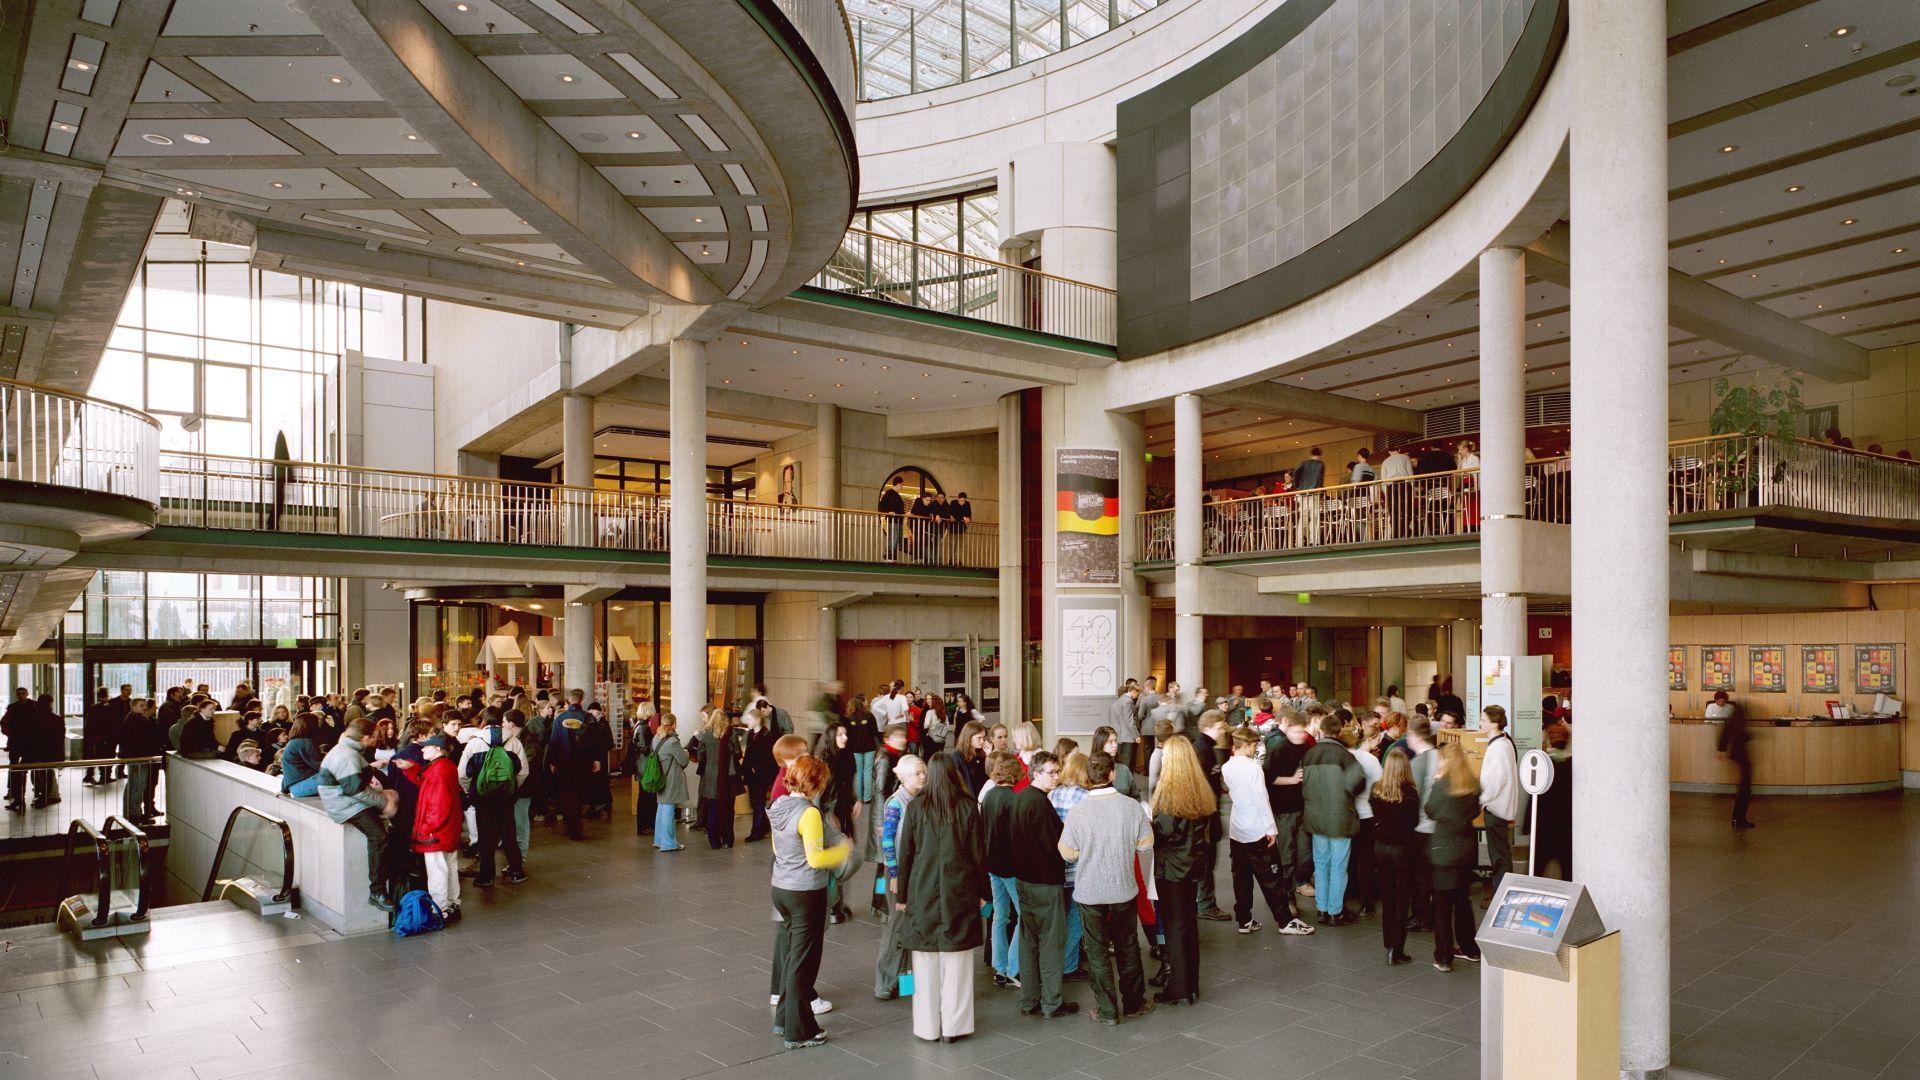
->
[412,735,464,922]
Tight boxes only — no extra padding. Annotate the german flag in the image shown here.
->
[1056,476,1119,536]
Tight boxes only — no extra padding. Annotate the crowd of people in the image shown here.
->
[874,476,976,564]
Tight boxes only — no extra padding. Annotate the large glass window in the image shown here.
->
[75,572,338,647]
[818,188,1003,319]
[848,0,1168,100]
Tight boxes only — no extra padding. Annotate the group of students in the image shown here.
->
[875,476,976,564]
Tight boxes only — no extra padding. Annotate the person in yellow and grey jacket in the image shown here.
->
[768,755,851,1050]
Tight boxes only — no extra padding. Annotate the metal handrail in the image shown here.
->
[1667,433,1920,519]
[102,816,153,921]
[58,818,113,928]
[840,228,1111,287]
[202,805,296,905]
[0,755,164,772]
[0,375,164,425]
[0,375,161,505]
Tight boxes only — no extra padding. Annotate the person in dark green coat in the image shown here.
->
[894,754,989,1043]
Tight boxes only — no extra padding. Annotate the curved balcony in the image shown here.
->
[0,378,160,549]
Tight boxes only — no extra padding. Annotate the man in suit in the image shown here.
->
[1292,448,1326,545]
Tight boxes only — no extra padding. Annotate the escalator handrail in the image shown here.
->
[202,805,296,905]
[57,818,112,928]
[101,816,153,921]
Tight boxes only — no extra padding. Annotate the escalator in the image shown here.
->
[53,806,297,941]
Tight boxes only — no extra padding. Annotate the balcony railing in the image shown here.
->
[1669,434,1920,519]
[1138,459,1570,561]
[809,227,1117,345]
[769,0,858,113]
[155,452,995,570]
[0,377,160,505]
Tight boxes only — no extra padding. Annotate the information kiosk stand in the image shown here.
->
[1478,875,1617,1080]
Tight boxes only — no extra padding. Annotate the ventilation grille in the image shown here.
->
[1380,391,1569,449]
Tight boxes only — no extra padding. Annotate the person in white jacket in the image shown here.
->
[1478,706,1520,896]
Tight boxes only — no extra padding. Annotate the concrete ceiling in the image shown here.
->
[1202,0,1920,447]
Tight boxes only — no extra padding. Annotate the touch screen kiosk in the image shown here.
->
[1480,875,1618,1080]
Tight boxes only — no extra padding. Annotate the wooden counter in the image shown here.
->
[1669,717,1900,793]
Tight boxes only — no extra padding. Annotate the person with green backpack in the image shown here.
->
[460,707,530,886]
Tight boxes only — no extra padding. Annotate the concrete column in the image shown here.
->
[1447,619,1476,697]
[1204,638,1229,699]
[1001,143,1117,337]
[670,339,709,726]
[1570,1,1670,1075]
[1173,393,1205,692]
[562,585,597,696]
[1479,246,1529,663]
[815,403,840,508]
[817,602,838,685]
[561,392,593,546]
[997,393,1026,723]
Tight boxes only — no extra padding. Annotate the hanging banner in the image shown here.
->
[1056,597,1122,732]
[1056,448,1120,584]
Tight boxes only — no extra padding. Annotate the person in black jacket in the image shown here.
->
[177,698,221,757]
[1150,737,1218,1006]
[1369,748,1421,965]
[895,753,989,1043]
[1425,740,1483,972]
[740,706,779,842]
[118,698,166,822]
[1011,751,1075,1019]
[878,477,907,561]
[981,751,1024,988]
[1188,712,1233,921]
[83,686,124,784]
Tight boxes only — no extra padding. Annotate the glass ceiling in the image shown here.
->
[846,0,1166,100]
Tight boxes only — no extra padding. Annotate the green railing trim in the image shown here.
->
[140,526,997,578]
[790,285,1118,356]
[1200,537,1486,566]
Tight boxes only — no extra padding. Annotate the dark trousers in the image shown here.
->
[1432,885,1480,964]
[1155,877,1200,1000]
[553,769,586,838]
[1377,842,1417,957]
[1229,838,1293,925]
[1732,759,1752,824]
[1351,818,1377,910]
[1079,899,1145,1021]
[1410,837,1433,929]
[1196,826,1222,912]
[704,787,735,848]
[1015,879,1067,1013]
[635,785,656,835]
[1483,812,1513,898]
[875,879,909,996]
[1273,810,1312,888]
[1133,736,1154,777]
[124,762,159,820]
[474,796,522,881]
[746,780,771,839]
[343,808,388,895]
[771,886,827,1041]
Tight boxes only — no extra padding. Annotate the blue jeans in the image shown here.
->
[886,516,903,559]
[514,797,531,854]
[284,774,322,798]
[854,751,875,802]
[1063,887,1082,974]
[990,874,1020,978]
[1312,834,1353,915]
[654,802,681,850]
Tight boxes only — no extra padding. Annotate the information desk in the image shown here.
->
[1669,716,1899,794]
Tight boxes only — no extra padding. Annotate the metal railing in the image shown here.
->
[3,757,167,841]
[156,451,998,570]
[203,805,295,905]
[810,227,1117,345]
[768,0,858,113]
[0,376,160,504]
[1137,459,1569,561]
[58,815,152,926]
[1668,434,1920,520]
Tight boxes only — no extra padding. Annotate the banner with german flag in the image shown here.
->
[1057,448,1120,584]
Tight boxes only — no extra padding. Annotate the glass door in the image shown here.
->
[155,659,251,707]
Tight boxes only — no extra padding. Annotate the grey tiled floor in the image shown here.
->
[1,791,1914,1080]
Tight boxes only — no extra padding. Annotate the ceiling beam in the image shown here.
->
[1205,382,1423,435]
[1526,227,1869,383]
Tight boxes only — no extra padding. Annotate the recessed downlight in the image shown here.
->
[1785,184,1804,193]
[557,73,577,84]
[1888,74,1916,88]
[692,216,704,223]
[1828,25,1853,37]
[69,59,92,71]
[182,133,210,144]
[269,181,288,189]
[326,74,349,86]
[403,132,419,141]
[453,1,471,10]
[1895,247,1910,254]
[141,132,174,145]
[625,130,643,139]
[1718,144,1737,153]
[1841,218,1857,225]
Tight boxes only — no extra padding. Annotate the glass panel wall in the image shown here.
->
[848,0,1169,100]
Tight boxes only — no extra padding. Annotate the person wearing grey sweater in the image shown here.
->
[1058,752,1155,1024]
[314,721,398,911]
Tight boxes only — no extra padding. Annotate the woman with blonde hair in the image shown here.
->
[1148,736,1217,1005]
[1049,751,1091,979]
[1425,740,1482,971]
[1012,721,1042,764]
[1369,748,1419,966]
[693,707,741,849]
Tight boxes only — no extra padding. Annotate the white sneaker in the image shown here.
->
[1278,919,1317,936]
[811,997,833,1014]
[770,994,780,1006]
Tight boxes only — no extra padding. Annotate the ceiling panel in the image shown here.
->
[192,56,386,102]
[286,117,436,155]
[425,0,535,36]
[542,114,674,153]
[1672,185,1920,274]
[1670,129,1920,238]
[597,165,712,197]
[428,207,535,235]
[638,206,723,233]
[161,168,369,200]
[478,54,622,100]
[1713,234,1920,297]
[335,210,424,231]
[113,118,297,157]
[133,62,212,103]
[162,0,322,36]
[361,167,490,199]
[1667,0,1918,120]
[1669,67,1920,189]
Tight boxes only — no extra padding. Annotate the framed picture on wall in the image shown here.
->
[1801,645,1840,694]
[1668,647,1687,691]
[1747,646,1786,693]
[1854,644,1897,695]
[1700,646,1735,692]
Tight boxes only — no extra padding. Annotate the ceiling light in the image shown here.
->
[1785,184,1804,193]
[69,59,92,71]
[1718,144,1737,153]
[1895,247,1909,254]
[453,1,471,10]
[699,244,710,255]
[833,383,843,388]
[403,132,419,141]
[1841,218,1857,225]
[692,216,704,223]
[269,181,288,189]
[836,357,846,362]
[326,74,348,85]
[1717,258,1726,264]
[182,133,210,145]
[722,378,732,384]
[625,130,643,139]
[141,133,174,145]
[1828,25,1853,37]
[558,73,577,84]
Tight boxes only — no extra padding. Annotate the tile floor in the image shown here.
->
[0,790,1914,1080]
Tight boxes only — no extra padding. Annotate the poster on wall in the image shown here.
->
[1700,646,1735,692]
[1056,448,1120,584]
[1056,597,1121,732]
[1801,645,1840,694]
[1668,647,1687,691]
[1855,644,1897,695]
[1747,646,1786,693]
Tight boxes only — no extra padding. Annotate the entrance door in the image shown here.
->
[155,659,251,707]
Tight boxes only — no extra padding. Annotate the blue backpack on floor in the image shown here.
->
[393,889,445,936]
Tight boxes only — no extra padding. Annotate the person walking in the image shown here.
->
[1010,751,1076,1019]
[1222,728,1311,936]
[895,754,990,1043]
[1478,705,1519,897]
[650,714,690,851]
[1189,711,1233,921]
[1059,752,1157,1025]
[875,753,926,1000]
[1370,748,1420,965]
[1302,712,1366,925]
[1426,740,1484,972]
[1711,691,1754,828]
[1149,736,1216,1005]
[768,755,852,1050]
